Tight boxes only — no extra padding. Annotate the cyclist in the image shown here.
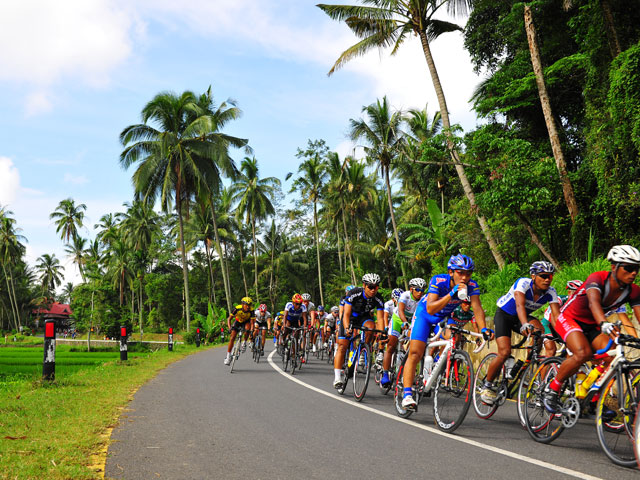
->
[252,303,272,354]
[402,254,492,409]
[542,245,640,412]
[540,280,582,357]
[273,311,284,347]
[281,293,308,356]
[381,279,426,388]
[334,273,386,389]
[339,285,356,321]
[301,293,316,361]
[313,305,328,353]
[479,261,560,404]
[224,297,255,365]
[323,306,339,347]
[384,288,403,331]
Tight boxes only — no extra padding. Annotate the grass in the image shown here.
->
[0,343,214,479]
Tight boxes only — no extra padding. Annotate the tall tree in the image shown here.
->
[318,0,506,269]
[64,235,87,282]
[36,253,64,298]
[0,207,26,330]
[290,140,329,305]
[348,96,408,287]
[233,157,280,304]
[50,198,87,244]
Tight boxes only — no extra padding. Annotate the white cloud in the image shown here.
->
[24,91,54,117]
[0,156,20,206]
[63,173,89,186]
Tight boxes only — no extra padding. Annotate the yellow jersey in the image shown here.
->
[231,305,255,323]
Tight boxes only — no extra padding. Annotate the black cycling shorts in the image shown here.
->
[493,308,537,339]
[231,320,249,332]
[338,315,374,339]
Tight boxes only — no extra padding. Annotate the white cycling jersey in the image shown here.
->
[384,299,395,317]
[394,291,421,318]
[254,310,272,323]
[497,278,559,315]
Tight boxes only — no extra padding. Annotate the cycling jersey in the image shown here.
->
[497,278,559,315]
[316,311,328,324]
[395,291,420,318]
[231,305,255,323]
[325,313,338,328]
[254,310,272,325]
[303,301,316,312]
[449,303,474,325]
[284,302,307,325]
[383,299,395,317]
[560,271,640,325]
[410,274,480,342]
[343,287,385,317]
[605,304,627,317]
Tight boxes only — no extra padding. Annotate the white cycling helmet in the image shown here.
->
[607,245,640,264]
[409,277,427,289]
[362,273,380,285]
[330,306,339,313]
[301,293,311,301]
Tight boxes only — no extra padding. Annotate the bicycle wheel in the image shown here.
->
[523,356,565,444]
[353,343,372,402]
[473,353,501,419]
[282,341,290,372]
[635,398,640,468]
[433,350,474,433]
[516,360,540,427]
[595,366,640,467]
[394,356,413,418]
[229,337,240,373]
[256,331,264,363]
[290,339,298,375]
[327,339,334,364]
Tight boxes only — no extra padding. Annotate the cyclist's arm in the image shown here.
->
[620,311,638,337]
[548,302,561,328]
[426,291,451,315]
[383,310,391,329]
[376,308,385,331]
[470,295,488,331]
[586,287,609,326]
[343,303,352,330]
[227,314,233,330]
[302,311,308,328]
[397,301,408,323]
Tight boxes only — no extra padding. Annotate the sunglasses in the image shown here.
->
[365,283,380,290]
[620,264,640,273]
[537,273,553,280]
[414,288,425,293]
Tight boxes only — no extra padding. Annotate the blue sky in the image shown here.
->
[0,0,483,286]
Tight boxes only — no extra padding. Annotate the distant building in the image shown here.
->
[33,303,74,330]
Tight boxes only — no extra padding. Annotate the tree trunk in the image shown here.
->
[251,217,259,304]
[601,0,621,58]
[417,31,506,270]
[313,201,324,306]
[139,280,143,341]
[8,268,22,329]
[204,240,213,305]
[87,289,94,352]
[176,203,191,331]
[524,5,579,225]
[209,202,232,313]
[336,223,343,273]
[342,209,357,284]
[2,264,19,330]
[384,167,408,289]
[238,243,249,298]
[269,227,276,312]
[514,211,561,269]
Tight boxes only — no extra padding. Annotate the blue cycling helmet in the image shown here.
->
[345,285,355,294]
[447,254,475,271]
[317,305,325,312]
[529,261,555,275]
[392,288,404,300]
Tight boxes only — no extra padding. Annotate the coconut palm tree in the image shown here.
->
[318,0,506,269]
[290,141,329,305]
[50,198,87,244]
[61,282,74,304]
[233,157,280,304]
[64,235,87,282]
[36,253,64,297]
[0,207,26,330]
[348,96,407,286]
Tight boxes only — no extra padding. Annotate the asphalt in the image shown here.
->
[105,342,638,480]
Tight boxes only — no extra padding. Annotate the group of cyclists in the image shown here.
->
[221,244,640,465]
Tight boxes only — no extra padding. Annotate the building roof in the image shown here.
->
[33,302,73,318]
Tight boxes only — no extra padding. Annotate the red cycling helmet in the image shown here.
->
[292,293,303,303]
[258,303,267,313]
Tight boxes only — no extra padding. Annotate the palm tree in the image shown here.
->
[233,157,280,304]
[0,207,26,330]
[64,235,87,282]
[290,140,329,305]
[50,198,87,244]
[348,96,407,286]
[318,0,506,269]
[61,282,74,304]
[36,253,64,297]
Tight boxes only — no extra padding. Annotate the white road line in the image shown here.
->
[267,350,603,480]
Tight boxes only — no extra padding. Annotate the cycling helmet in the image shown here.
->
[566,280,583,291]
[345,285,355,294]
[408,277,427,289]
[331,306,339,313]
[362,273,381,285]
[258,303,267,313]
[607,245,640,264]
[392,288,404,300]
[447,254,475,271]
[241,296,253,305]
[317,305,325,312]
[301,293,311,301]
[292,293,303,303]
[529,261,555,275]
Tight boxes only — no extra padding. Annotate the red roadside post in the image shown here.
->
[120,326,128,361]
[195,327,201,347]
[168,327,174,351]
[43,319,56,381]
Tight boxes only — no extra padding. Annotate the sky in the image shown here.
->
[0,0,484,287]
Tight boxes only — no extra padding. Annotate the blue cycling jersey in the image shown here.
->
[284,302,307,322]
[413,274,480,324]
[496,277,559,315]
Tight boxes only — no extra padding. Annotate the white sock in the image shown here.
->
[334,369,342,381]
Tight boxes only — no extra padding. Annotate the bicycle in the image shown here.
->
[394,322,485,432]
[229,325,245,374]
[282,327,304,375]
[326,331,335,364]
[523,332,640,467]
[375,327,410,395]
[472,331,545,426]
[252,325,267,363]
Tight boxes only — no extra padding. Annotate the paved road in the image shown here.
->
[105,343,637,479]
